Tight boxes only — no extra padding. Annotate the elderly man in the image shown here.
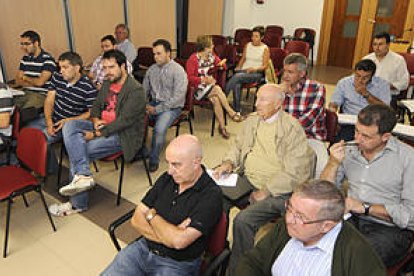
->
[214,84,315,275]
[114,24,136,63]
[143,39,188,172]
[236,180,386,276]
[329,59,391,141]
[321,104,414,267]
[102,135,222,275]
[48,50,146,216]
[364,32,409,107]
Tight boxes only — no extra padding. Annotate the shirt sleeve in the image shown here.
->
[84,83,98,109]
[392,58,409,91]
[372,78,391,105]
[42,56,56,73]
[48,73,58,91]
[330,78,346,106]
[141,174,168,208]
[295,83,326,129]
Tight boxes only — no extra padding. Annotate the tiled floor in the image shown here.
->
[0,66,342,275]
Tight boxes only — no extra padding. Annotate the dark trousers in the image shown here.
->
[349,216,414,267]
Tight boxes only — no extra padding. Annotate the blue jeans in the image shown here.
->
[225,72,263,112]
[149,103,181,165]
[62,119,122,210]
[102,238,201,276]
[26,115,63,173]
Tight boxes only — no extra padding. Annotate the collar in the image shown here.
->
[296,221,342,253]
[262,110,280,123]
[287,78,307,96]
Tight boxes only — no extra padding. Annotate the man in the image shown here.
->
[213,84,315,275]
[0,82,14,162]
[236,180,386,276]
[321,104,414,267]
[102,135,222,275]
[13,30,56,110]
[28,51,97,173]
[48,50,146,215]
[89,34,133,89]
[282,53,327,141]
[329,59,391,141]
[114,24,136,63]
[143,39,188,172]
[364,32,409,108]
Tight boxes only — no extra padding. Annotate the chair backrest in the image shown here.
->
[135,47,155,68]
[211,35,227,46]
[325,109,338,144]
[234,28,252,47]
[284,40,310,58]
[183,85,195,113]
[269,48,288,73]
[180,42,197,60]
[399,52,414,75]
[265,25,284,37]
[16,128,47,177]
[205,212,228,258]
[294,28,316,46]
[263,32,282,48]
[11,106,21,140]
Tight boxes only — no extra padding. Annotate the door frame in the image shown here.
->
[317,0,414,67]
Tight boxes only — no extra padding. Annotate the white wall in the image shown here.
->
[223,0,325,60]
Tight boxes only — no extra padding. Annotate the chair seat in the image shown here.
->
[101,151,124,161]
[0,166,38,200]
[243,82,259,89]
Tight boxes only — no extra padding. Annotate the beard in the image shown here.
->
[107,73,122,83]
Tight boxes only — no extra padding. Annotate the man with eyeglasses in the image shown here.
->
[329,59,391,141]
[321,104,414,268]
[13,30,56,111]
[236,179,386,276]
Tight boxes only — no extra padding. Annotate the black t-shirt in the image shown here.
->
[142,167,223,261]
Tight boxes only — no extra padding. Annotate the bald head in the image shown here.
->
[255,84,285,119]
[167,134,203,160]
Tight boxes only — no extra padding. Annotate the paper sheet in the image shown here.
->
[207,169,238,187]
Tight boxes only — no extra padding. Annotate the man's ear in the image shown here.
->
[381,132,392,143]
[320,221,337,234]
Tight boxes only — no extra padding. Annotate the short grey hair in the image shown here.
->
[284,53,308,72]
[294,179,345,222]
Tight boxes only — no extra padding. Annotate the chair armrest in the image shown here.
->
[201,248,231,276]
[108,209,135,251]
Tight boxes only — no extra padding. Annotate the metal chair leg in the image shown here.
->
[143,158,153,186]
[22,194,29,207]
[116,156,125,206]
[113,160,119,171]
[189,118,193,134]
[57,143,65,187]
[211,113,216,137]
[93,161,99,172]
[175,124,180,137]
[37,187,56,232]
[3,199,12,258]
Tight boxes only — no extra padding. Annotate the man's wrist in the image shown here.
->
[145,209,157,222]
[363,91,370,99]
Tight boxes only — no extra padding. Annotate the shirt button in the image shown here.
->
[365,165,369,169]
[172,200,176,206]
[361,179,365,182]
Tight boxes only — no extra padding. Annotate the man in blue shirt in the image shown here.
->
[329,59,391,141]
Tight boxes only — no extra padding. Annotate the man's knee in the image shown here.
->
[234,209,255,230]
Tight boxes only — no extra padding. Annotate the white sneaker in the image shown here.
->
[59,175,95,196]
[48,202,82,217]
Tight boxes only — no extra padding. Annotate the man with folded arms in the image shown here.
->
[321,104,414,267]
[102,135,222,275]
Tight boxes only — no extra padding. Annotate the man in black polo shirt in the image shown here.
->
[13,30,56,110]
[27,51,97,173]
[102,134,223,275]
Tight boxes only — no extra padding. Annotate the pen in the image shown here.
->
[344,141,358,146]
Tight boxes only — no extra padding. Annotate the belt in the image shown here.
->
[149,248,168,258]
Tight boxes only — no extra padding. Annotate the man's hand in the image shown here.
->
[93,119,106,130]
[217,59,227,68]
[53,118,68,132]
[84,130,102,141]
[46,124,56,136]
[245,67,256,74]
[212,161,233,180]
[346,197,364,214]
[354,83,369,97]
[177,218,191,229]
[328,141,346,164]
[146,105,156,115]
[249,190,270,204]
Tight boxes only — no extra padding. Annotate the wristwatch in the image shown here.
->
[145,209,157,222]
[363,92,370,99]
[362,202,371,215]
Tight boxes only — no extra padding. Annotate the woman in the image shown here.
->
[226,26,270,113]
[186,35,244,139]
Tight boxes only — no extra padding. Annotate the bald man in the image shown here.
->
[214,84,315,275]
[103,134,222,276]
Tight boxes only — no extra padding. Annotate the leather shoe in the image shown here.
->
[219,127,230,139]
[149,163,159,173]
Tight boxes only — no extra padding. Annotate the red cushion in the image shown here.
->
[0,166,38,200]
[100,151,123,161]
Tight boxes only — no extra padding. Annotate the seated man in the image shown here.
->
[0,82,14,162]
[213,84,315,275]
[48,50,146,215]
[143,39,188,172]
[13,30,56,110]
[28,51,97,173]
[114,24,136,63]
[89,34,133,89]
[236,179,386,276]
[321,104,414,267]
[364,32,409,109]
[102,134,222,275]
[329,59,391,141]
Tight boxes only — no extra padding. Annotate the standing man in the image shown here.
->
[143,39,188,172]
[114,24,136,63]
[13,30,56,110]
[321,104,414,267]
[329,59,391,141]
[48,50,146,215]
[364,32,409,108]
[89,34,133,89]
[102,135,222,275]
[28,52,97,173]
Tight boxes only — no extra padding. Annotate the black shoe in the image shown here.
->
[149,163,159,173]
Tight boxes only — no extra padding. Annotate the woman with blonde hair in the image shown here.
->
[186,35,244,139]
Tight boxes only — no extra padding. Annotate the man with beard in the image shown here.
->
[48,50,146,216]
[27,51,97,173]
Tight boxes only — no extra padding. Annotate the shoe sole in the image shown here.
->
[59,183,96,197]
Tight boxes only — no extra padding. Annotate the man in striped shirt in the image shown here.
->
[28,52,97,173]
[13,30,56,110]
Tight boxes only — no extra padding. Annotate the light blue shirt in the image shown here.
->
[272,222,343,276]
[117,39,136,63]
[331,75,391,115]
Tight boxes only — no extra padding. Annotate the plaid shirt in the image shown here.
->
[283,78,327,141]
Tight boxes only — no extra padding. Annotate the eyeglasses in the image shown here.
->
[285,199,333,225]
[20,42,33,46]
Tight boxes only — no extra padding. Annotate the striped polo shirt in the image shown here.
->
[19,49,56,94]
[0,83,14,144]
[48,72,97,123]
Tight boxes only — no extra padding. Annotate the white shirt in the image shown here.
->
[117,39,137,63]
[364,51,409,95]
[242,42,267,70]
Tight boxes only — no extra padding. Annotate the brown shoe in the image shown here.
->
[219,127,230,139]
[231,112,246,123]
